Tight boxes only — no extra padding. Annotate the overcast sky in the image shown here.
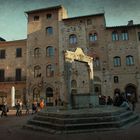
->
[0,0,140,41]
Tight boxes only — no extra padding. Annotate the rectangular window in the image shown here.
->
[0,69,5,82]
[34,16,39,21]
[46,14,52,19]
[87,19,92,25]
[16,68,21,81]
[138,32,140,41]
[16,48,22,57]
[0,50,5,59]
[122,32,129,40]
[114,76,119,83]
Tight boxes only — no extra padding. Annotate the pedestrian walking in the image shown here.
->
[39,99,44,110]
[32,100,38,114]
[15,100,20,116]
[19,100,23,116]
[1,101,8,117]
[25,100,30,115]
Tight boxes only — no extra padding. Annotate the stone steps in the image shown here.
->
[32,111,133,124]
[24,124,118,134]
[27,114,138,130]
[24,107,140,134]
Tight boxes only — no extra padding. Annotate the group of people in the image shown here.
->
[99,94,136,111]
[113,93,136,111]
[0,99,45,117]
[15,99,45,116]
[31,99,45,114]
[0,94,137,117]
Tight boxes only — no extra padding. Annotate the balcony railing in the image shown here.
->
[0,76,26,83]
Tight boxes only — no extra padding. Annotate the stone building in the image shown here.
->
[25,5,140,106]
[1,5,140,106]
[0,39,26,105]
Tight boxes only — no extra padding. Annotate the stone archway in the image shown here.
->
[46,87,53,106]
[125,84,137,101]
[65,48,98,108]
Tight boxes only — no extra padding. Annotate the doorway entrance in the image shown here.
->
[125,84,137,101]
[46,87,53,106]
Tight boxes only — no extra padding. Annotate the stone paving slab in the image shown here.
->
[0,104,140,140]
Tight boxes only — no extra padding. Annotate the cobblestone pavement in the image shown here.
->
[0,103,140,140]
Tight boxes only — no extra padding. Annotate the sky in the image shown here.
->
[0,0,140,41]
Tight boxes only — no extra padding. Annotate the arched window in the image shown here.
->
[69,34,77,44]
[112,31,119,41]
[46,27,53,35]
[33,87,40,101]
[121,30,129,40]
[89,33,97,42]
[113,56,121,67]
[46,46,54,56]
[126,55,134,66]
[46,64,54,77]
[34,65,41,78]
[71,80,77,88]
[71,80,77,94]
[34,48,41,58]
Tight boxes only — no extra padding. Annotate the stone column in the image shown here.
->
[11,86,15,107]
[64,61,72,109]
[88,62,99,107]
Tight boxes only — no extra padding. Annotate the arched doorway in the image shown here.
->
[125,84,137,101]
[94,76,101,95]
[46,87,53,106]
[33,87,40,102]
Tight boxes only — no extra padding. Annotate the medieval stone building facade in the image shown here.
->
[0,39,26,105]
[0,5,140,106]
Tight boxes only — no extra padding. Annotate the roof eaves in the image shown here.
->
[106,24,140,29]
[63,13,104,21]
[25,5,63,14]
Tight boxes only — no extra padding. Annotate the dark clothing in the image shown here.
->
[25,102,30,115]
[114,96,124,107]
[131,98,136,111]
[107,97,113,105]
[16,103,22,116]
[1,104,8,117]
[32,103,38,114]
[99,96,106,105]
